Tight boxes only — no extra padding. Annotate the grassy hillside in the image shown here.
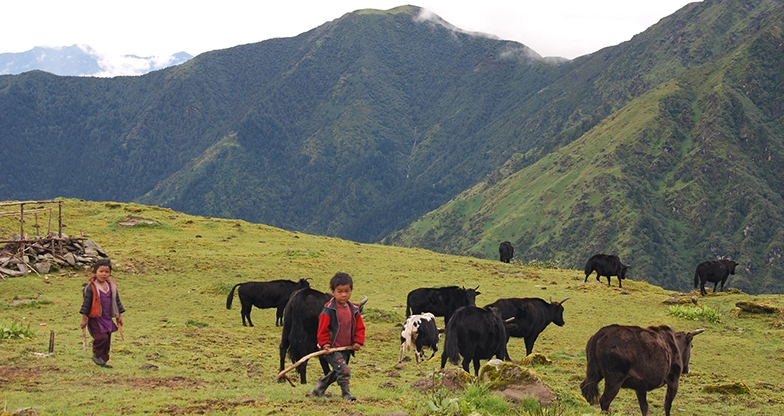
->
[2,200,784,415]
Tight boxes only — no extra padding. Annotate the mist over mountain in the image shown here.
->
[0,45,192,77]
[2,1,783,293]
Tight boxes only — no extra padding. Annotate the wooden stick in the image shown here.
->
[82,327,87,354]
[274,346,353,382]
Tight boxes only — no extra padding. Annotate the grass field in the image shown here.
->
[1,199,783,415]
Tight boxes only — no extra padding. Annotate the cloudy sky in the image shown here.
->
[4,1,699,60]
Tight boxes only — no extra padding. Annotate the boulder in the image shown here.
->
[520,353,553,366]
[63,252,76,266]
[736,301,780,314]
[703,382,751,395]
[35,261,51,274]
[478,360,540,390]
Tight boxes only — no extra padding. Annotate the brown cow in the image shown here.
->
[580,324,705,416]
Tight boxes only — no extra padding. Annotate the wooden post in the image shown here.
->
[48,207,52,236]
[58,201,63,238]
[19,203,25,255]
[49,330,55,353]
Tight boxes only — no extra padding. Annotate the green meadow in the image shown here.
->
[1,199,783,415]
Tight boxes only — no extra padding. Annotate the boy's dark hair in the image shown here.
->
[92,259,112,273]
[330,272,353,290]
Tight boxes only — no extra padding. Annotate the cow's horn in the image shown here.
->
[690,328,705,336]
[504,317,516,323]
[304,277,313,281]
[559,297,570,305]
[474,285,480,291]
[358,295,369,307]
[550,295,553,303]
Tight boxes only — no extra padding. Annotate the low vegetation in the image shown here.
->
[1,199,783,415]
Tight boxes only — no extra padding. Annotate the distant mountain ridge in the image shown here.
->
[2,1,783,293]
[0,45,192,76]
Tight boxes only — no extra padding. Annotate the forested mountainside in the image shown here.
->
[2,1,783,292]
[387,0,784,293]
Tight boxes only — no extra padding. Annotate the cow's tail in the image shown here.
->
[580,338,601,404]
[442,317,461,366]
[226,283,242,309]
[694,269,700,288]
[584,257,594,276]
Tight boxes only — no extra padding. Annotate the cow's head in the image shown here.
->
[549,295,570,326]
[728,261,738,274]
[297,277,312,287]
[463,285,481,306]
[358,295,369,312]
[620,264,631,280]
[677,328,705,374]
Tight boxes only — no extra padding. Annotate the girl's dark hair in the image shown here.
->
[92,259,112,273]
[330,272,353,290]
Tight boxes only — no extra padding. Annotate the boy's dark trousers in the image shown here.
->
[88,319,112,362]
[312,350,356,400]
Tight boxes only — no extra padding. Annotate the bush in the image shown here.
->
[669,305,721,323]
[1,320,35,339]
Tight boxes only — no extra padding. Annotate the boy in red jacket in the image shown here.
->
[309,272,366,400]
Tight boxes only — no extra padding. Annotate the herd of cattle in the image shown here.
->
[224,248,738,415]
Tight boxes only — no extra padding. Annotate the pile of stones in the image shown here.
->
[0,233,108,278]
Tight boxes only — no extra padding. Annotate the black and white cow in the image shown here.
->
[399,313,440,363]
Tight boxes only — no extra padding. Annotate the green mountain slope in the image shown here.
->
[386,3,784,293]
[2,1,784,292]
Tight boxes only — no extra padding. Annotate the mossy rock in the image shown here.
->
[735,300,780,314]
[478,360,540,390]
[703,382,751,395]
[663,295,698,305]
[520,353,553,366]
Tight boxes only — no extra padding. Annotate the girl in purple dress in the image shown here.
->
[80,259,125,368]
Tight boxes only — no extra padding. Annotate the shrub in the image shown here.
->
[1,320,35,339]
[669,305,721,323]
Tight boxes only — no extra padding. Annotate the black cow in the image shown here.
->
[499,241,514,263]
[226,278,311,327]
[484,296,568,359]
[584,254,630,287]
[581,324,704,416]
[406,286,480,326]
[440,305,516,375]
[694,259,738,296]
[278,287,368,384]
[399,313,440,363]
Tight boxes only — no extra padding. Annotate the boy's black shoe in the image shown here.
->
[92,355,112,368]
[339,382,356,401]
[306,374,333,397]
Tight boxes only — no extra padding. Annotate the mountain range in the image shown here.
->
[1,0,782,293]
[0,45,192,77]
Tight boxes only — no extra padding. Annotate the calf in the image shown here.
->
[499,241,514,263]
[440,306,516,375]
[484,296,568,359]
[581,324,704,416]
[407,285,480,326]
[584,254,630,287]
[226,278,310,327]
[399,313,439,363]
[694,259,738,296]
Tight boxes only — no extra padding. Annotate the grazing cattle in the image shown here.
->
[580,324,705,416]
[694,259,738,296]
[406,286,480,326]
[484,296,568,359]
[226,278,311,327]
[399,313,440,363]
[278,287,368,384]
[499,241,514,263]
[440,306,516,375]
[584,254,630,287]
